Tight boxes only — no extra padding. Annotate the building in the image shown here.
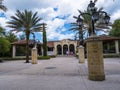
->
[47,39,78,55]
[11,35,120,58]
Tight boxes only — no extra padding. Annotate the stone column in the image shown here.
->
[31,47,38,64]
[107,43,110,51]
[12,45,16,58]
[78,45,85,63]
[115,40,119,54]
[68,44,70,54]
[41,47,43,56]
[61,45,63,55]
[87,36,105,81]
[74,44,77,54]
[53,47,57,56]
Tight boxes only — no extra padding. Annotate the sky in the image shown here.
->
[0,0,120,41]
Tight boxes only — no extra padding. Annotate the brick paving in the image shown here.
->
[0,57,120,90]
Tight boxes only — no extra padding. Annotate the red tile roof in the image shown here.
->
[99,35,120,41]
[47,41,54,47]
[11,40,42,45]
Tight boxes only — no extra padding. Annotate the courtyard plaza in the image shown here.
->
[0,57,120,90]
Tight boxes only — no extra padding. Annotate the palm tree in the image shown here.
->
[0,0,7,12]
[69,22,86,46]
[77,3,111,36]
[7,10,42,63]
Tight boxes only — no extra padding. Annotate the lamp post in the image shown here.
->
[74,0,110,81]
[86,0,110,81]
[87,0,110,35]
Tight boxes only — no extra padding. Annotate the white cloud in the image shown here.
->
[111,10,120,22]
[0,17,8,27]
[0,0,120,40]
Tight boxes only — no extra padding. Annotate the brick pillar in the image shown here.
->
[31,47,38,64]
[78,45,85,63]
[87,36,105,81]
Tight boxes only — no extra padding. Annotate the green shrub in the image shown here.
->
[38,56,50,60]
[103,54,120,58]
[50,55,56,58]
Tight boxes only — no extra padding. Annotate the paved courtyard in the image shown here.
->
[0,57,120,90]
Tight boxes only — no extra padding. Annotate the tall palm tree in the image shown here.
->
[7,10,42,63]
[77,7,110,36]
[0,0,7,12]
[69,22,86,46]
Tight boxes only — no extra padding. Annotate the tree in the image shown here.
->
[109,19,120,37]
[77,9,110,36]
[7,10,42,63]
[0,26,5,37]
[75,0,110,36]
[0,0,7,12]
[70,23,86,46]
[42,23,47,56]
[19,34,26,40]
[5,32,18,42]
[5,32,18,57]
[0,37,10,57]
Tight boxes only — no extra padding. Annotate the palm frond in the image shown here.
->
[73,16,78,19]
[94,0,98,3]
[0,0,7,12]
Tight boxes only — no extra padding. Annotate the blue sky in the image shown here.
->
[0,0,120,42]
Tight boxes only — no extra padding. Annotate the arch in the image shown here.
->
[63,44,68,55]
[69,44,75,54]
[57,45,62,55]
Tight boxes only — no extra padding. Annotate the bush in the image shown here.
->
[38,56,50,60]
[103,54,120,58]
[49,55,56,58]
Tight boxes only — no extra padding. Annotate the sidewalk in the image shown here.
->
[0,57,120,90]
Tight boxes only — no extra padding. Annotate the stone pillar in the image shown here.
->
[87,36,105,81]
[62,45,63,55]
[41,47,43,56]
[12,45,16,58]
[68,44,70,54]
[74,44,77,54]
[115,40,119,54]
[53,47,57,56]
[78,45,85,63]
[31,47,38,64]
[107,43,110,51]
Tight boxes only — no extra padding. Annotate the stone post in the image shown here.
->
[31,47,38,64]
[87,36,105,81]
[115,40,119,54]
[12,45,16,58]
[78,45,85,63]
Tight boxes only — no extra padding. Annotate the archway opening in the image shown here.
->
[63,44,68,55]
[69,44,75,55]
[57,45,62,55]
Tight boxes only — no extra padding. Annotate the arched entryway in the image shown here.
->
[63,44,68,55]
[69,44,75,54]
[57,45,62,55]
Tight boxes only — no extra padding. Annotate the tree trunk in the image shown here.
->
[25,32,30,63]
